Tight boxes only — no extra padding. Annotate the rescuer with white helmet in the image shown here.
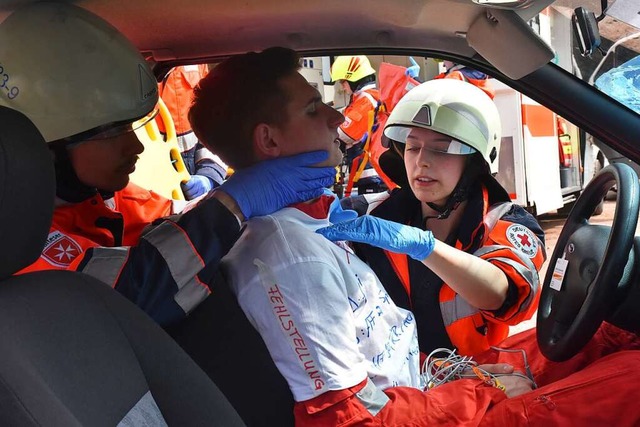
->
[319,78,546,357]
[3,2,335,328]
[0,2,159,144]
[382,77,502,219]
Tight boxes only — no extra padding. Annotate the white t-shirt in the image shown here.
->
[222,197,422,402]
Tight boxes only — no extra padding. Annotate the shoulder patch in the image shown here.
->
[42,230,83,267]
[505,224,538,258]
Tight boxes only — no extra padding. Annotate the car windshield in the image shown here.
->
[552,0,640,117]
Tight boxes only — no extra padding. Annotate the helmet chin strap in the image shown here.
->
[51,142,98,203]
[424,176,471,221]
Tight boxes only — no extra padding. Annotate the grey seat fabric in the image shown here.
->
[167,269,295,427]
[0,105,245,426]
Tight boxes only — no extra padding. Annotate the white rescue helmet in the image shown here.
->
[383,79,501,174]
[0,2,159,143]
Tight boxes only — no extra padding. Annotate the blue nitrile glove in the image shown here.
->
[181,175,214,200]
[316,215,435,261]
[324,188,358,224]
[219,150,336,219]
[405,57,420,79]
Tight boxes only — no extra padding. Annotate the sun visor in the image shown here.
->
[467,8,554,80]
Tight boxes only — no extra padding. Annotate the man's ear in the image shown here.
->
[253,123,281,158]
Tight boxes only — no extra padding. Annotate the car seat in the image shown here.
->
[166,269,296,427]
[0,105,245,426]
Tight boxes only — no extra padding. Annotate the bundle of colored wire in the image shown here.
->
[421,347,537,391]
[421,347,476,390]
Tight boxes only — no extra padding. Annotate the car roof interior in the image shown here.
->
[0,0,639,157]
[1,0,554,76]
[2,0,638,164]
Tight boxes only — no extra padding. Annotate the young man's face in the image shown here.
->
[271,72,345,167]
[68,130,144,192]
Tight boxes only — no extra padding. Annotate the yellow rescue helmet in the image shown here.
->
[330,56,376,82]
[0,2,158,143]
[383,79,501,174]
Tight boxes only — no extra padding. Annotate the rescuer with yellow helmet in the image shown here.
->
[0,2,335,326]
[319,78,546,356]
[330,55,386,194]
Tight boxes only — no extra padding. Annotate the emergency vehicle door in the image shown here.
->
[493,80,564,215]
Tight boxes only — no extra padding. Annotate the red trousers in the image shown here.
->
[478,322,640,426]
[295,322,640,426]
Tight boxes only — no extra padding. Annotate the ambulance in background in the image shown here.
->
[489,6,605,216]
[491,78,604,216]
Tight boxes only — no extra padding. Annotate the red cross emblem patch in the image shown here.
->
[505,224,538,258]
[42,230,83,268]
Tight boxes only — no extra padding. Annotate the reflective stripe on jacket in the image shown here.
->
[19,183,173,273]
[294,376,507,426]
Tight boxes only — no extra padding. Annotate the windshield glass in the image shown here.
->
[550,0,640,116]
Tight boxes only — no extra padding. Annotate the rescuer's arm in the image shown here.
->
[79,151,337,325]
[316,215,509,310]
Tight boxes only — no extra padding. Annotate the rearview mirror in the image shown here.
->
[572,7,601,57]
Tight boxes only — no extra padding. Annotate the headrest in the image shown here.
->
[0,106,55,279]
[379,149,408,188]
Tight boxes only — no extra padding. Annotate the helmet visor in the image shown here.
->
[62,107,159,146]
[385,126,476,155]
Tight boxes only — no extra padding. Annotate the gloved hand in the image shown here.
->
[316,215,435,261]
[405,56,420,79]
[325,189,358,224]
[219,150,336,219]
[181,175,214,200]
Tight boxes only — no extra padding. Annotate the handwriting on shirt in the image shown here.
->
[372,312,415,368]
[267,284,325,391]
[355,288,392,344]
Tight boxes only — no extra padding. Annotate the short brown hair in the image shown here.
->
[189,47,301,169]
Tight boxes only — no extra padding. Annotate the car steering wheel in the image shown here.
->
[537,163,639,362]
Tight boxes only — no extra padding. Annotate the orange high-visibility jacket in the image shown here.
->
[436,66,496,99]
[338,84,381,145]
[353,180,546,356]
[294,322,640,426]
[158,64,209,136]
[17,182,242,326]
[19,183,173,273]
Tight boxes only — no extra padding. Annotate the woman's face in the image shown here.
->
[402,127,468,206]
